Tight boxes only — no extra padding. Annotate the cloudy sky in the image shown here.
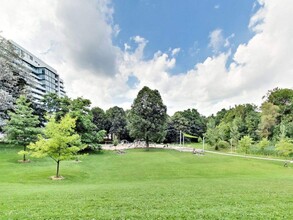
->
[0,0,292,116]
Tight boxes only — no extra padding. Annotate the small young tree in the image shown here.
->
[4,95,40,162]
[257,138,270,152]
[29,114,83,178]
[276,138,293,158]
[238,135,253,154]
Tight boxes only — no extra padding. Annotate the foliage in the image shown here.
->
[91,107,107,132]
[113,137,119,146]
[29,114,83,177]
[204,118,219,149]
[106,106,128,140]
[258,102,279,138]
[265,87,293,117]
[230,117,241,146]
[166,109,206,143]
[217,140,230,149]
[276,138,293,157]
[3,95,40,161]
[257,138,270,151]
[238,135,253,154]
[128,86,167,149]
[41,93,71,121]
[69,97,104,149]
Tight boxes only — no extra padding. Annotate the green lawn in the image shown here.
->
[1,144,293,219]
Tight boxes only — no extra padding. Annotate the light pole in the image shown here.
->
[179,130,182,147]
[202,136,205,152]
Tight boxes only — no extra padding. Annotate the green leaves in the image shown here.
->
[128,86,167,147]
[238,136,253,154]
[29,114,84,176]
[4,95,40,161]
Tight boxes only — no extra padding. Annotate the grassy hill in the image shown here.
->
[1,144,293,219]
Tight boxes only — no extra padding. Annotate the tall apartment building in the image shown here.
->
[12,42,66,103]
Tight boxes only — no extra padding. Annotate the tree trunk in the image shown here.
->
[56,160,60,177]
[146,135,149,151]
[23,145,26,161]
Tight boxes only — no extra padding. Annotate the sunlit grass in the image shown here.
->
[1,144,293,219]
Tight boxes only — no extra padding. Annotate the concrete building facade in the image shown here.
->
[13,42,66,103]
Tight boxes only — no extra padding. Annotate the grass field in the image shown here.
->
[1,144,293,219]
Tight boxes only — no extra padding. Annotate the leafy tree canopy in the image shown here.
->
[29,114,83,178]
[128,86,167,149]
[4,95,40,161]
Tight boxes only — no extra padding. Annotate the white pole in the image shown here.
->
[203,136,205,151]
[183,133,184,147]
[230,139,232,153]
[179,130,181,146]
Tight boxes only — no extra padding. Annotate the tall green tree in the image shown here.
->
[4,95,40,161]
[205,118,219,149]
[230,117,241,146]
[265,88,293,139]
[91,107,107,132]
[70,97,101,148]
[258,102,279,139]
[106,106,128,140]
[29,114,83,178]
[42,93,71,121]
[128,86,167,150]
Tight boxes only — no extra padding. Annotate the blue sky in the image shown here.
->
[113,0,259,73]
[1,0,292,115]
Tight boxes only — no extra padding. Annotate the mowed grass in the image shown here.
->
[1,145,293,219]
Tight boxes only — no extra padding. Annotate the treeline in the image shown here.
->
[204,88,293,156]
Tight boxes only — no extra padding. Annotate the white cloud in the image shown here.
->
[224,33,235,47]
[208,28,224,53]
[171,48,181,56]
[0,0,292,116]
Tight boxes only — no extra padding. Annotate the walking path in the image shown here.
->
[103,143,290,163]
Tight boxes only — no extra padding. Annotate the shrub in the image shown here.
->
[276,138,293,157]
[249,145,262,155]
[263,145,278,156]
[113,138,119,146]
[257,138,270,151]
[238,136,253,154]
[217,140,229,149]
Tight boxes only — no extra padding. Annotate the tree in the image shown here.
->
[29,114,83,178]
[3,95,40,162]
[258,102,279,139]
[69,97,105,149]
[257,138,270,152]
[205,118,220,150]
[238,135,253,154]
[265,88,293,139]
[91,107,107,131]
[265,88,293,116]
[42,93,71,121]
[165,112,189,143]
[106,106,127,140]
[276,138,293,158]
[230,117,241,146]
[128,86,167,150]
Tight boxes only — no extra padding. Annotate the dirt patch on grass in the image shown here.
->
[50,176,65,180]
[18,159,30,163]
